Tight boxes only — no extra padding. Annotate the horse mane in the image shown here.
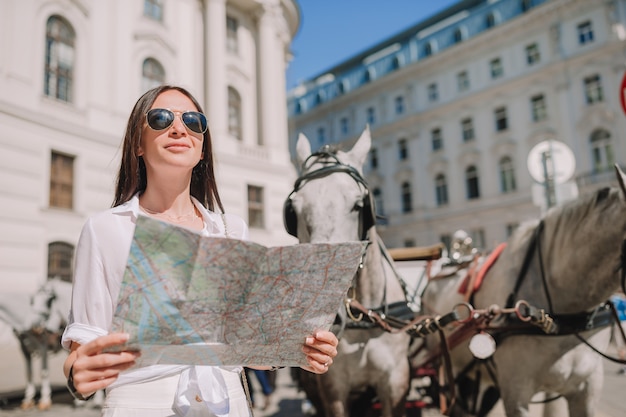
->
[546,186,618,231]
[507,186,620,250]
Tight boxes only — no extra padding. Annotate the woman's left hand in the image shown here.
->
[300,330,338,374]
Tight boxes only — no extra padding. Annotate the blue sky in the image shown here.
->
[286,0,461,89]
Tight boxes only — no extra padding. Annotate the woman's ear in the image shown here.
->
[137,146,144,157]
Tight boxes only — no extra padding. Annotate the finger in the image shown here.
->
[311,330,338,346]
[301,356,332,374]
[78,333,131,356]
[72,354,138,392]
[303,340,337,359]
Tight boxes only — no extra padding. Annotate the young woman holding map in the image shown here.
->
[60,85,339,416]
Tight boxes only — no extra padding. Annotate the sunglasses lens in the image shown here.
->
[182,112,207,134]
[146,109,174,130]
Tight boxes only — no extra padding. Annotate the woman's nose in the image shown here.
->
[170,114,187,135]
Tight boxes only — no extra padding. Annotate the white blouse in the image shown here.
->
[61,194,249,415]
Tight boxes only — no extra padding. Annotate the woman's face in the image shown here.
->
[138,89,204,174]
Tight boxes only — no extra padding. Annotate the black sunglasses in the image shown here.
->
[145,108,208,134]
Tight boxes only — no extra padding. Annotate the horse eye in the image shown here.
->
[352,200,364,212]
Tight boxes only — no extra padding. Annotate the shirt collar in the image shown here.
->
[111,194,224,236]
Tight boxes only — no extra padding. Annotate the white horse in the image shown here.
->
[0,278,66,410]
[418,165,626,417]
[40,277,105,408]
[285,128,412,417]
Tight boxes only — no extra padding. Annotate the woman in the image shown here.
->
[61,85,337,416]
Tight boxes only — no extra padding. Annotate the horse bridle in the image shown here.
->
[283,147,375,241]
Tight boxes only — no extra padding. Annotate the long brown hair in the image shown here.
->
[112,85,224,213]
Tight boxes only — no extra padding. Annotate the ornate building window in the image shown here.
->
[526,43,540,65]
[495,107,508,132]
[499,156,517,193]
[317,127,326,145]
[485,12,496,29]
[457,71,470,92]
[401,182,412,213]
[48,242,74,282]
[50,151,74,209]
[427,83,438,102]
[247,185,264,228]
[435,174,448,206]
[226,16,239,54]
[453,28,464,44]
[369,148,378,170]
[395,96,405,115]
[577,21,594,45]
[461,118,474,142]
[423,42,433,57]
[466,165,480,199]
[142,58,165,93]
[531,94,547,122]
[398,138,408,160]
[373,188,384,216]
[590,129,614,172]
[340,117,349,136]
[44,15,75,102]
[144,0,164,21]
[431,128,443,151]
[490,57,503,79]
[366,107,376,125]
[228,87,242,140]
[584,74,603,104]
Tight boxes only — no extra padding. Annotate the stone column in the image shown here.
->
[204,0,228,137]
[256,3,289,155]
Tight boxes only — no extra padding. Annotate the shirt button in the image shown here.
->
[195,395,202,402]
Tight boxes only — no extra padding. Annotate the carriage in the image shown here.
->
[286,127,626,417]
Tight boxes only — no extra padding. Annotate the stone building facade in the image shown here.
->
[287,0,626,251]
[0,0,299,298]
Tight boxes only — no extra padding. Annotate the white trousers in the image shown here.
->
[102,369,251,417]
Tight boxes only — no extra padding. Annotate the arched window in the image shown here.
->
[521,0,532,12]
[48,242,74,282]
[337,81,345,95]
[315,91,324,105]
[362,69,373,84]
[453,28,464,44]
[401,182,412,213]
[423,42,433,57]
[590,129,614,172]
[390,56,401,70]
[44,15,75,102]
[486,12,496,29]
[466,165,480,199]
[499,156,517,193]
[435,174,448,206]
[228,87,242,140]
[142,58,165,93]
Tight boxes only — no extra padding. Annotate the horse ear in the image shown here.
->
[350,126,372,168]
[615,164,626,199]
[296,133,312,167]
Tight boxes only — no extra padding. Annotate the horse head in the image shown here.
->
[29,281,58,331]
[284,127,373,244]
[39,277,72,334]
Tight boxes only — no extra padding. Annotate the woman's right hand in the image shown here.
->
[69,333,141,396]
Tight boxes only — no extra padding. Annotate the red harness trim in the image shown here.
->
[458,243,507,294]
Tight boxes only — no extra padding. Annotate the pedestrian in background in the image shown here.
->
[611,293,626,375]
